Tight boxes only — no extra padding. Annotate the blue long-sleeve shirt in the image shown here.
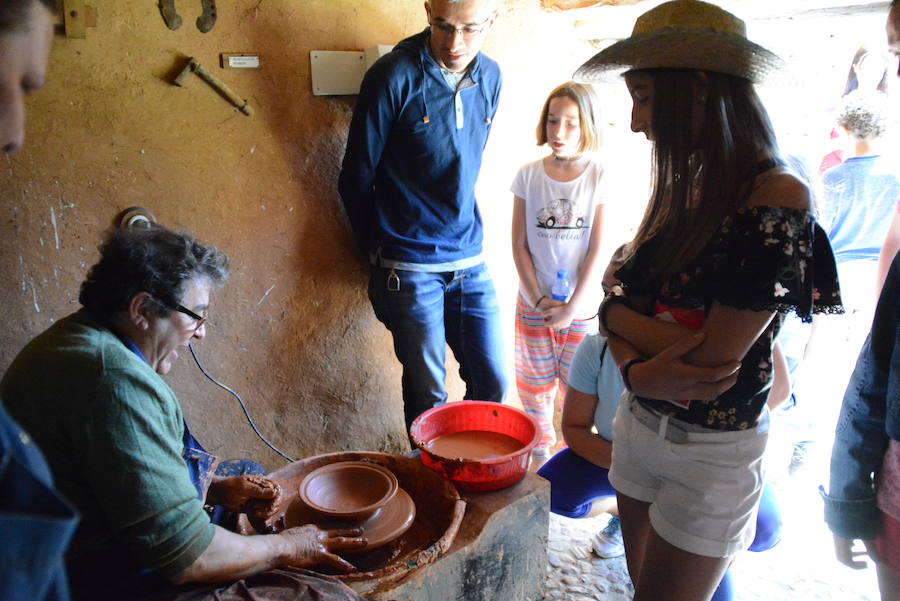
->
[0,401,78,601]
[338,28,501,267]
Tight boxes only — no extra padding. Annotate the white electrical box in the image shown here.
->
[365,45,394,70]
[310,46,394,96]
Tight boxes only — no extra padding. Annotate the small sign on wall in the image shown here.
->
[310,51,367,96]
[221,54,261,69]
[310,46,393,96]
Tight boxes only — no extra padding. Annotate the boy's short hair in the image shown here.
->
[837,91,890,141]
[535,82,603,153]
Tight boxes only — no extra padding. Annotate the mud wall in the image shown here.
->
[0,0,872,469]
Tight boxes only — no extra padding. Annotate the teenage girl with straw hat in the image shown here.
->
[575,1,843,600]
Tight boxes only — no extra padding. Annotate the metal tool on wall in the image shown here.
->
[173,57,253,116]
[197,0,217,33]
[158,0,217,32]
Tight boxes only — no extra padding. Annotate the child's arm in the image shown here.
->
[561,388,612,469]
[512,195,546,309]
[766,341,791,411]
[542,204,605,330]
[878,207,900,297]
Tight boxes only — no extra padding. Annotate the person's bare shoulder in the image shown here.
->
[746,169,811,212]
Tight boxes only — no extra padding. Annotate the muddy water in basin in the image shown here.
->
[425,430,524,459]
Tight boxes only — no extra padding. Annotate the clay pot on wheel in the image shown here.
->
[299,461,399,521]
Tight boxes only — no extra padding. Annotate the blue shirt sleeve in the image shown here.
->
[568,334,624,442]
[568,334,602,396]
[338,67,396,255]
[0,403,78,601]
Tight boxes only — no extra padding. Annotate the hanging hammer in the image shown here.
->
[173,57,253,116]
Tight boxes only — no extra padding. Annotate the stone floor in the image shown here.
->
[538,424,884,601]
[544,511,632,601]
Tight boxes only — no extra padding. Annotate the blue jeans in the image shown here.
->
[368,262,507,429]
[824,250,900,540]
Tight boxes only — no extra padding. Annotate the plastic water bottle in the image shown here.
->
[551,269,571,302]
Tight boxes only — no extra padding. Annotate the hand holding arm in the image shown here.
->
[611,332,741,401]
[541,298,576,330]
[606,296,774,369]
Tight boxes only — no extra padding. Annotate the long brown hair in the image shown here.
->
[630,68,779,283]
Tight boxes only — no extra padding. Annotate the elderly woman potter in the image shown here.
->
[1,225,367,600]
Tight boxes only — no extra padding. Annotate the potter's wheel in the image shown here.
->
[236,452,465,593]
[286,488,416,554]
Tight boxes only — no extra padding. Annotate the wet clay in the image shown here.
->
[309,481,380,511]
[235,452,466,590]
[300,462,398,519]
[425,430,524,460]
[289,488,416,555]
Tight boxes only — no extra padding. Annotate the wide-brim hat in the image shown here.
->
[574,0,783,84]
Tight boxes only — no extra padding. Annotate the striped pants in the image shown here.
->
[514,295,594,450]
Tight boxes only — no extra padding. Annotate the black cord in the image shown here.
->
[188,343,295,463]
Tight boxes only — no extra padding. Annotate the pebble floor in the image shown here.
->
[538,427,884,601]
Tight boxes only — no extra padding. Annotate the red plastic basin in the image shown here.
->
[409,401,540,493]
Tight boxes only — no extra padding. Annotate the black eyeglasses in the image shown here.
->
[174,304,208,331]
[429,15,490,38]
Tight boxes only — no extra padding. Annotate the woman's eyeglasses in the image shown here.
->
[174,304,208,331]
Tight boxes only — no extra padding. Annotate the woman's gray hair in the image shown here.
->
[79,224,229,319]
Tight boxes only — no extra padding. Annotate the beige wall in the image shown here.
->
[0,0,875,469]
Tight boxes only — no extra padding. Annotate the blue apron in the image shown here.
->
[182,423,217,500]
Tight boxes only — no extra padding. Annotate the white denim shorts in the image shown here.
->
[609,397,769,558]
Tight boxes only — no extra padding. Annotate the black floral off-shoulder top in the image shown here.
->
[615,206,844,430]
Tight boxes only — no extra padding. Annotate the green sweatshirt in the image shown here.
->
[1,310,214,578]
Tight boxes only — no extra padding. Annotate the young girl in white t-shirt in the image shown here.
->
[510,81,607,457]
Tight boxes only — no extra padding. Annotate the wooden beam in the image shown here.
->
[62,0,86,39]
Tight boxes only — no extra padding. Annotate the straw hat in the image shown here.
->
[574,0,783,84]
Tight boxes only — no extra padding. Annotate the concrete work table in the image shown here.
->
[367,470,550,601]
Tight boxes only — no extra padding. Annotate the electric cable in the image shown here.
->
[188,343,295,463]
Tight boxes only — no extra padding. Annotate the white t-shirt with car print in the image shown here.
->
[511,157,607,297]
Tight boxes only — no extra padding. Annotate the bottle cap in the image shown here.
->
[557,269,568,278]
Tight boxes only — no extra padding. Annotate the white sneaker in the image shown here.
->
[592,515,625,558]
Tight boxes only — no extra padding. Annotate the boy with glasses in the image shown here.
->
[339,0,507,430]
